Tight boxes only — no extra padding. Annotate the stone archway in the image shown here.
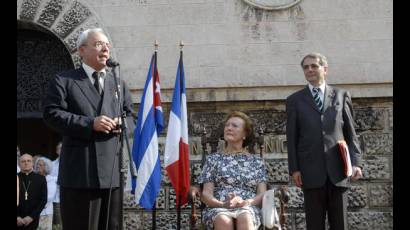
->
[17,0,110,158]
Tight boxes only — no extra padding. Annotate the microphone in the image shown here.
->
[106,58,120,67]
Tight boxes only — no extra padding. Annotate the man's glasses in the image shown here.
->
[85,41,111,49]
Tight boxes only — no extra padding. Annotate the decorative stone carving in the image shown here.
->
[265,159,289,183]
[123,211,143,230]
[347,212,393,230]
[347,186,367,208]
[354,108,386,132]
[153,212,190,230]
[53,1,91,38]
[169,188,191,209]
[285,186,304,209]
[17,30,74,118]
[248,110,287,134]
[191,162,202,185]
[161,163,171,185]
[20,0,41,21]
[64,17,100,53]
[242,0,301,11]
[141,212,191,229]
[295,212,306,230]
[360,133,392,155]
[369,184,393,207]
[189,112,225,137]
[362,157,390,180]
[37,0,67,28]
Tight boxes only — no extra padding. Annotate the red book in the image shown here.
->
[337,140,352,177]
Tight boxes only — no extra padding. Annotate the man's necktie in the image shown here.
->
[92,71,102,95]
[312,87,323,112]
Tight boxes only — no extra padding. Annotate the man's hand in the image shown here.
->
[351,166,363,181]
[22,216,33,226]
[17,217,24,226]
[93,115,118,133]
[111,117,122,133]
[292,171,303,187]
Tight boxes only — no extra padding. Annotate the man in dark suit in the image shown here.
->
[17,153,47,229]
[286,53,363,230]
[43,28,134,230]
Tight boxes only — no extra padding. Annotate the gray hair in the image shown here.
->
[300,53,328,67]
[76,28,105,51]
[34,156,53,175]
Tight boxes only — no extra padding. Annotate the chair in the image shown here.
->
[189,128,290,230]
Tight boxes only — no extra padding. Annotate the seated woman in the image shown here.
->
[198,111,267,230]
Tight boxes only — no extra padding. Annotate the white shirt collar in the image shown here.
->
[82,63,106,81]
[308,81,326,94]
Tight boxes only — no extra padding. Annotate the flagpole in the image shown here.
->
[176,40,185,230]
[150,40,159,230]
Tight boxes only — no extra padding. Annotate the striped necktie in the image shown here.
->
[312,87,323,112]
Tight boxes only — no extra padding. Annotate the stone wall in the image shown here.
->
[17,0,392,229]
[123,97,393,229]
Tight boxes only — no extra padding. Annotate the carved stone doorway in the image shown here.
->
[17,21,74,160]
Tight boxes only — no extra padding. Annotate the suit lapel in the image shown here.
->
[323,84,335,112]
[73,67,101,111]
[302,86,320,113]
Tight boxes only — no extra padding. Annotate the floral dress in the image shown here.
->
[198,152,267,229]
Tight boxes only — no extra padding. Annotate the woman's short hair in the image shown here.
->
[34,156,53,175]
[224,111,255,148]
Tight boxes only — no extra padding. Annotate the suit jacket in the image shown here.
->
[286,84,362,189]
[43,67,134,189]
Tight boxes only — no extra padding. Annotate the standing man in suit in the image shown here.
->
[286,53,363,230]
[43,28,134,230]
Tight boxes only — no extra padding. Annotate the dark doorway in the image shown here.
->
[17,21,74,159]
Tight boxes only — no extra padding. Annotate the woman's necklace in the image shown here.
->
[22,180,31,200]
[224,148,246,154]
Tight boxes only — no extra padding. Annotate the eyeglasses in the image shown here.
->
[85,41,111,49]
[302,64,322,70]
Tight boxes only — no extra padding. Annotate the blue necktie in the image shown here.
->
[312,87,323,111]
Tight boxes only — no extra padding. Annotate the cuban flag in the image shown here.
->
[164,51,190,207]
[131,53,164,209]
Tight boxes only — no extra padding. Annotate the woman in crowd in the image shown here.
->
[34,156,57,230]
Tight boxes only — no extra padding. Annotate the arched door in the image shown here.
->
[17,21,74,159]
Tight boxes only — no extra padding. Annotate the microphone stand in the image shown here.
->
[106,62,137,230]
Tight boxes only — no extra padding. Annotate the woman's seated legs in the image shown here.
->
[236,212,254,230]
[214,214,234,230]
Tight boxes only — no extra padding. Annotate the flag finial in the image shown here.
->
[154,40,159,52]
[179,40,184,50]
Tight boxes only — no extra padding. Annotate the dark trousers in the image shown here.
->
[303,179,348,230]
[53,202,62,226]
[60,187,121,230]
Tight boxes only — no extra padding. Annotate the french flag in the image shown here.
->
[131,53,164,209]
[164,51,191,207]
